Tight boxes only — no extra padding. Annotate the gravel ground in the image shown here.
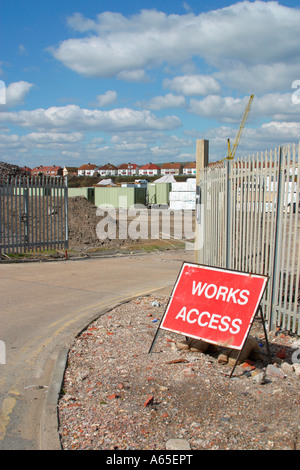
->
[58,294,300,451]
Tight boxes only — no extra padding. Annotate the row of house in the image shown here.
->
[23,161,197,178]
[75,161,196,177]
[29,165,64,176]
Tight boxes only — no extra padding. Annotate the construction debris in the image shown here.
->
[58,294,300,451]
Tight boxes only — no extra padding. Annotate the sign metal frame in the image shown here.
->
[149,262,271,378]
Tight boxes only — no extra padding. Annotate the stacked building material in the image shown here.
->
[169,179,196,210]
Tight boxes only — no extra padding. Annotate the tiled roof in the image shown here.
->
[183,161,196,168]
[139,163,160,170]
[161,162,182,169]
[118,163,139,169]
[98,163,117,170]
[32,165,62,171]
[78,163,98,170]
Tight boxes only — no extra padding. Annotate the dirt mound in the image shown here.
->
[67,196,184,253]
[68,196,129,250]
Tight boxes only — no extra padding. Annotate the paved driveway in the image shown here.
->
[0,250,192,449]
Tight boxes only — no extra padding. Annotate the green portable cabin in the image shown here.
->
[94,186,146,208]
[68,187,95,204]
[147,183,171,205]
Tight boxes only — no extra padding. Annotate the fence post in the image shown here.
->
[269,146,285,330]
[64,176,69,252]
[195,139,209,264]
[23,185,29,251]
[226,160,231,269]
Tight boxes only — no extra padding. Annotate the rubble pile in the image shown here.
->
[58,295,300,451]
[68,196,107,249]
[67,196,139,250]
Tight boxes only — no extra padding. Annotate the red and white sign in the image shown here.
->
[160,263,268,350]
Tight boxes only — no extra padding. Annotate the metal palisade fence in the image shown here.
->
[196,144,300,334]
[0,175,68,255]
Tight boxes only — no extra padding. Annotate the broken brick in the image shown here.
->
[143,395,154,407]
[107,393,119,400]
[275,348,286,359]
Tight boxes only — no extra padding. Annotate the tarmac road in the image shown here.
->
[0,250,193,450]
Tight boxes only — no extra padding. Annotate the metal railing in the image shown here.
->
[197,144,300,334]
[0,175,68,254]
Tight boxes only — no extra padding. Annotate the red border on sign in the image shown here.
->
[160,263,268,350]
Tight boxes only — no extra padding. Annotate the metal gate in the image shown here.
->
[196,144,300,334]
[0,175,68,254]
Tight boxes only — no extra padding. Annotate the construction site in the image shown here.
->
[0,95,299,452]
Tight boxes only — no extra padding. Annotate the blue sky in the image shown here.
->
[0,0,299,168]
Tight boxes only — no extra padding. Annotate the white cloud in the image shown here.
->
[183,2,193,14]
[164,74,220,96]
[112,141,149,152]
[116,69,149,82]
[0,130,85,165]
[21,132,83,144]
[95,90,117,107]
[201,120,300,161]
[141,93,186,110]
[0,133,20,148]
[110,131,165,146]
[0,131,83,148]
[102,131,194,163]
[260,121,300,141]
[2,4,300,166]
[50,3,300,87]
[189,95,252,122]
[66,12,97,32]
[252,93,300,121]
[215,63,300,94]
[3,81,34,108]
[18,44,27,55]
[189,92,300,123]
[0,104,181,132]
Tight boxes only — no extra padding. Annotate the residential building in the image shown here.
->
[63,166,78,177]
[78,163,99,177]
[21,166,32,174]
[31,165,63,176]
[160,162,183,175]
[117,163,139,176]
[138,163,160,177]
[183,162,196,175]
[98,163,118,176]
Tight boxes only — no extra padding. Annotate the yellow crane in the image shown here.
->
[223,94,254,162]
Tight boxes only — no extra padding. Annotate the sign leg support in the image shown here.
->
[148,328,161,354]
[229,305,271,378]
[259,306,272,363]
[229,349,243,378]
